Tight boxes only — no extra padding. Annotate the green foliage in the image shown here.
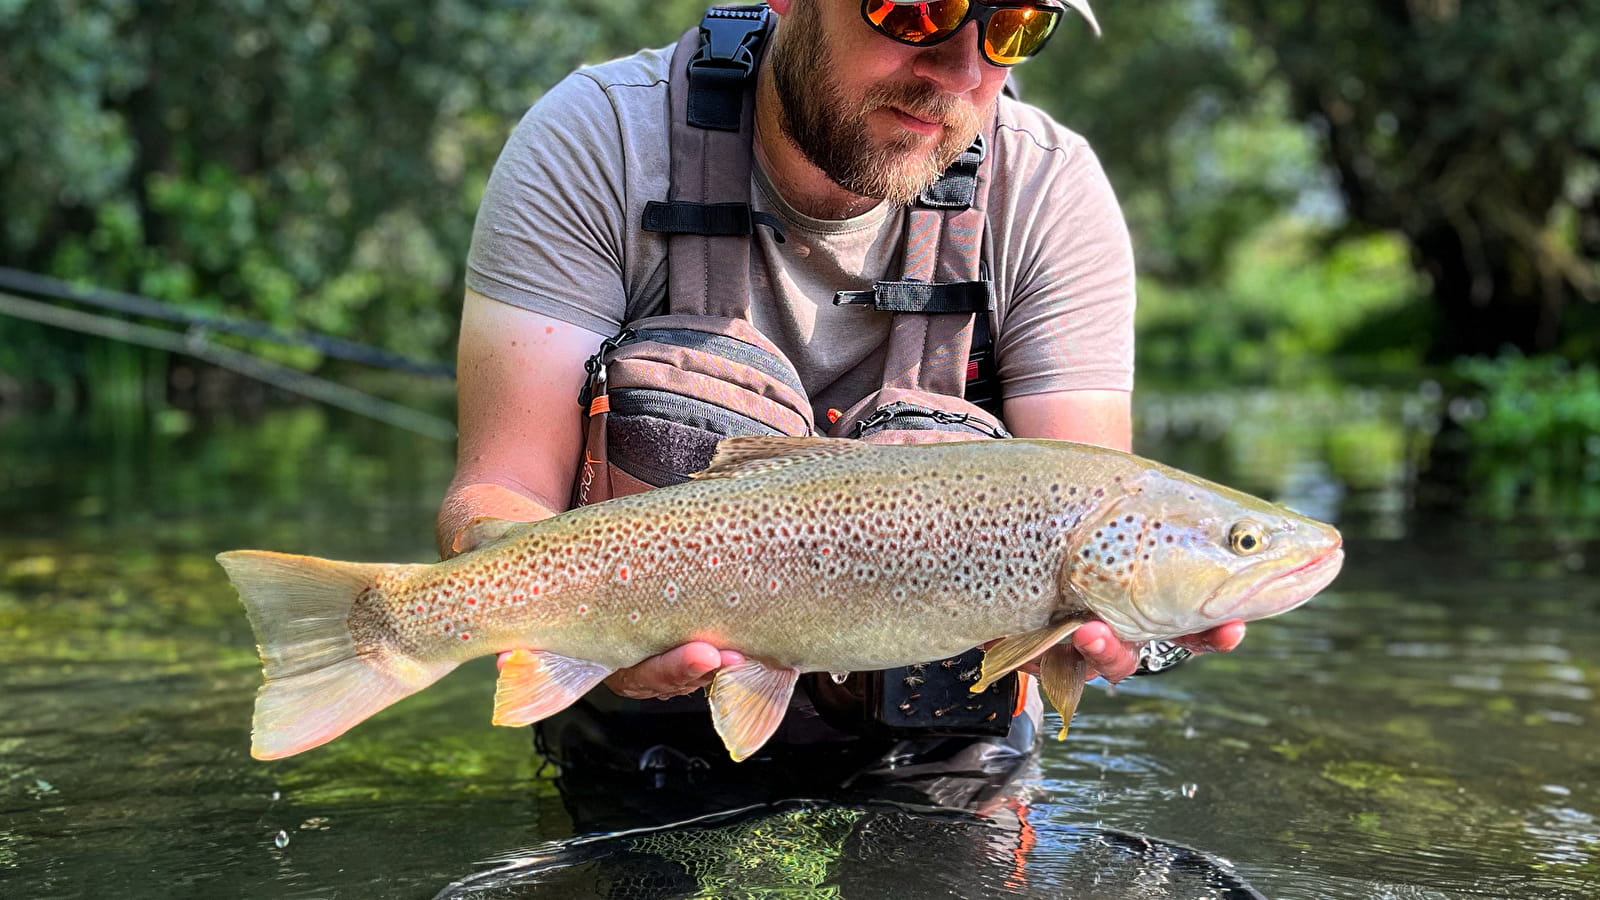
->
[1135,221,1423,384]
[1220,0,1600,358]
[0,0,710,385]
[1450,352,1600,518]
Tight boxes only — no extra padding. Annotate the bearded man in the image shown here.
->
[436,0,1245,802]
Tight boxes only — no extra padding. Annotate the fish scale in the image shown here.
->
[218,435,1343,762]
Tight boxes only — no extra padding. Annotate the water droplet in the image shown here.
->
[270,791,280,801]
[1183,725,1197,739]
[1180,783,1198,798]
[273,830,290,849]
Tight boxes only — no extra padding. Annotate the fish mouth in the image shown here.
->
[1202,543,1345,623]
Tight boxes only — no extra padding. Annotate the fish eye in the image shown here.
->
[1228,521,1268,555]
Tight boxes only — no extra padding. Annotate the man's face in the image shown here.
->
[770,0,1015,205]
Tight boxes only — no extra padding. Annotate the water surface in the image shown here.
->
[1,390,1595,898]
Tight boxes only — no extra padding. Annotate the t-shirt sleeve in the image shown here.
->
[990,122,1136,397]
[465,71,632,335]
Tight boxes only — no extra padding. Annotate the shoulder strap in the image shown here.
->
[845,124,999,398]
[644,5,777,319]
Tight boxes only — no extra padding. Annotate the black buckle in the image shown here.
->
[918,133,986,209]
[688,6,772,130]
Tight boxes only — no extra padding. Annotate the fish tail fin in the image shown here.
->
[217,550,450,760]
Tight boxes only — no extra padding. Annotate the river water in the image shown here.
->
[1,386,1595,898]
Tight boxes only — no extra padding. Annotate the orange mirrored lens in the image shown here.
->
[983,6,1059,65]
[864,0,971,43]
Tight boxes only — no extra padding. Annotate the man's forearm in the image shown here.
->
[435,480,565,559]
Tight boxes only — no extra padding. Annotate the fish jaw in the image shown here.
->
[1201,542,1344,624]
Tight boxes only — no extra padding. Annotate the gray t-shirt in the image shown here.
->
[467,46,1135,421]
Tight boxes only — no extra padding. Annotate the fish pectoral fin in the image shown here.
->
[706,659,799,762]
[972,617,1089,693]
[492,650,613,727]
[694,436,869,480]
[1038,643,1091,740]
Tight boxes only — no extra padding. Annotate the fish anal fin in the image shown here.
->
[1039,643,1091,740]
[694,436,869,480]
[706,659,799,761]
[972,617,1088,693]
[492,650,613,727]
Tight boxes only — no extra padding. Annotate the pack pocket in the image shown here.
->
[826,386,1010,444]
[574,315,815,506]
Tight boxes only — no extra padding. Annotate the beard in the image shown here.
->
[770,1,983,206]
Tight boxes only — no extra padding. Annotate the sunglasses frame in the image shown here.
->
[858,0,1065,68]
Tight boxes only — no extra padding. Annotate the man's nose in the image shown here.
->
[911,21,986,95]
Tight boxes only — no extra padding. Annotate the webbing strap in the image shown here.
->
[833,279,991,313]
[664,6,773,318]
[880,128,997,396]
[643,200,787,243]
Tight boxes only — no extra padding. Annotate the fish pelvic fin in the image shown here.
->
[707,659,799,762]
[216,550,449,760]
[1038,643,1091,740]
[972,617,1089,693]
[492,650,613,727]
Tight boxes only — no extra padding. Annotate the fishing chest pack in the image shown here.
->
[572,4,1019,738]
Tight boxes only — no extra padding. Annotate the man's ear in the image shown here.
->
[767,0,793,15]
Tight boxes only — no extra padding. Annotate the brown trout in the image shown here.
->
[218,436,1343,762]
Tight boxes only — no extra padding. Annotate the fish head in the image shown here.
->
[1059,467,1344,643]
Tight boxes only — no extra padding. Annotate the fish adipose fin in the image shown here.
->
[706,659,800,761]
[695,436,870,481]
[1038,643,1091,739]
[492,650,613,727]
[972,617,1089,693]
[457,516,526,553]
[217,550,451,760]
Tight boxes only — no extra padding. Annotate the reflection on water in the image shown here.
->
[1,388,1596,898]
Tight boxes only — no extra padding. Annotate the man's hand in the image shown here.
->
[987,618,1248,681]
[1072,619,1247,682]
[494,642,745,701]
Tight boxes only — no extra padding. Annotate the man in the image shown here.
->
[437,0,1244,781]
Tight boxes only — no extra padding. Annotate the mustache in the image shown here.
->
[863,83,974,129]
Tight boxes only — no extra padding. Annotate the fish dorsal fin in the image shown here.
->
[693,436,870,481]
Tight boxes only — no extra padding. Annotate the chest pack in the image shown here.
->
[570,4,1019,738]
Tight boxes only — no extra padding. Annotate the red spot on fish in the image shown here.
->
[544,326,554,334]
[415,605,425,613]
[618,565,631,581]
[578,604,590,615]
[628,611,641,623]
[710,555,720,565]
[460,632,471,640]
[467,597,477,605]
[531,584,542,596]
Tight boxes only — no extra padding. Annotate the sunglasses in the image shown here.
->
[860,0,1068,67]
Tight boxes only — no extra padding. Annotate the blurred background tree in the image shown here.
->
[1029,0,1600,373]
[0,0,709,382]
